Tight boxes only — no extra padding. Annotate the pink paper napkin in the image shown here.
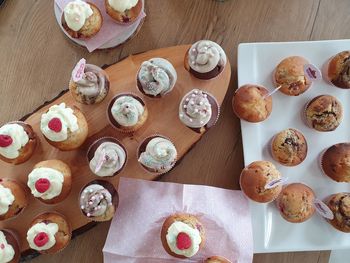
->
[103,178,253,263]
[55,0,146,52]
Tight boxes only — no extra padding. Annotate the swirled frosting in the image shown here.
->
[188,40,227,73]
[27,167,64,200]
[138,137,177,172]
[80,184,113,218]
[64,0,93,31]
[138,58,177,96]
[179,89,212,128]
[27,222,58,251]
[111,96,144,127]
[108,0,138,12]
[0,123,29,159]
[0,231,15,263]
[89,142,126,177]
[40,103,79,142]
[0,185,14,216]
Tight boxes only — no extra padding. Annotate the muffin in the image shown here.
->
[138,136,177,173]
[161,213,205,259]
[304,95,343,132]
[179,89,220,133]
[40,103,88,151]
[185,40,227,80]
[107,94,148,132]
[320,143,350,182]
[205,256,232,263]
[0,121,37,165]
[0,178,27,221]
[137,58,177,98]
[239,161,282,203]
[276,183,315,223]
[87,137,127,177]
[232,84,272,123]
[79,180,118,222]
[326,51,350,89]
[0,230,20,263]
[326,193,350,232]
[27,160,72,204]
[105,0,142,24]
[62,0,102,39]
[274,56,311,96]
[26,212,71,254]
[271,128,307,166]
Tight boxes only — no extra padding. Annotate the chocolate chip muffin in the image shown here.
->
[304,95,343,132]
[271,128,307,166]
[327,51,350,89]
[205,256,232,263]
[326,193,350,232]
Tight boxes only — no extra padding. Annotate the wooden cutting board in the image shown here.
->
[0,45,231,253]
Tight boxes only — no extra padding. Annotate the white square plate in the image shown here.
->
[238,39,350,253]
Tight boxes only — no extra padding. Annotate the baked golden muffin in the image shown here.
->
[326,51,350,89]
[0,121,37,165]
[274,56,311,96]
[0,229,20,263]
[161,213,205,259]
[321,143,350,182]
[0,178,28,221]
[105,0,142,24]
[276,183,315,223]
[40,103,88,151]
[326,193,350,232]
[304,95,343,132]
[205,256,232,263]
[62,0,102,39]
[271,128,307,166]
[27,160,72,205]
[240,161,282,203]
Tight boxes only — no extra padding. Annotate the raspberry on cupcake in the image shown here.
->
[105,0,142,24]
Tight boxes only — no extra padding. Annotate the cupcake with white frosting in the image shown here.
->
[0,230,20,263]
[185,40,227,80]
[107,94,148,132]
[87,137,127,177]
[40,103,88,151]
[137,58,177,98]
[0,121,37,165]
[27,160,72,204]
[62,0,103,39]
[105,0,142,24]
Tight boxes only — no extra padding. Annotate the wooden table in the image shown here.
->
[1,0,346,262]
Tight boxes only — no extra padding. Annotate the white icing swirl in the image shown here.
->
[27,167,64,200]
[166,221,202,258]
[40,103,79,142]
[111,96,144,127]
[0,231,15,263]
[89,142,126,177]
[188,40,227,73]
[138,58,177,96]
[108,0,138,13]
[0,123,29,159]
[0,185,14,216]
[80,184,113,218]
[63,0,93,31]
[138,137,177,172]
[27,223,58,251]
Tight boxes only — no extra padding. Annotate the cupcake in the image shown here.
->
[326,51,350,89]
[137,58,177,98]
[87,137,127,177]
[27,160,72,204]
[105,0,142,24]
[205,256,232,263]
[304,95,343,132]
[0,179,27,221]
[179,89,220,133]
[239,161,282,203]
[138,136,177,173]
[276,183,315,223]
[232,84,272,123]
[69,63,109,105]
[62,0,102,39]
[40,103,88,151]
[161,213,205,259]
[326,193,350,232]
[0,230,20,263]
[79,180,118,222]
[26,212,71,254]
[107,94,148,132]
[271,128,307,166]
[320,143,350,182]
[0,121,37,165]
[185,40,227,80]
[274,56,311,96]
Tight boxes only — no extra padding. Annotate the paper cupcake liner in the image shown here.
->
[318,146,336,183]
[321,56,336,87]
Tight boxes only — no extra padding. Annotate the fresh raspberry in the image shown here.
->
[48,118,62,132]
[176,232,192,250]
[0,135,13,147]
[35,178,51,193]
[34,232,49,247]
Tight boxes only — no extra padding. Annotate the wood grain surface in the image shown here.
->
[1,0,347,262]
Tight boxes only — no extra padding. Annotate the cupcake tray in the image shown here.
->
[238,39,350,253]
[0,45,231,254]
